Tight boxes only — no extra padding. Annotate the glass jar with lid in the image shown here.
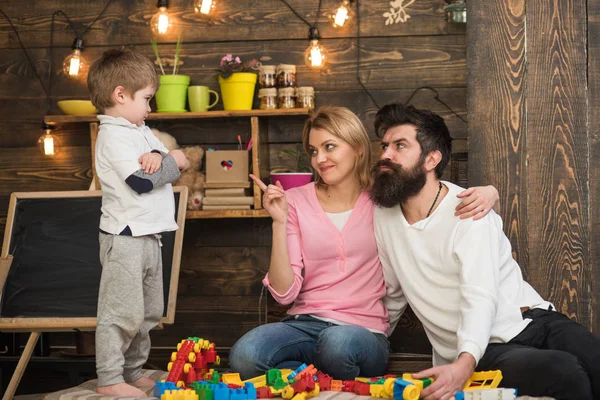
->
[258,65,277,88]
[276,64,297,87]
[278,87,296,109]
[258,88,278,110]
[296,87,315,109]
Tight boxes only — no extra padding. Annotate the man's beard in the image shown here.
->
[369,158,427,208]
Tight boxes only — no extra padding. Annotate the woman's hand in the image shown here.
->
[455,185,499,220]
[250,174,288,224]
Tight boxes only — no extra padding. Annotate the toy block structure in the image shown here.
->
[167,338,221,387]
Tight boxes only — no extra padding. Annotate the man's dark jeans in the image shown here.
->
[477,308,600,399]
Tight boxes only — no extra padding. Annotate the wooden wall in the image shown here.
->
[468,0,599,332]
[0,0,466,359]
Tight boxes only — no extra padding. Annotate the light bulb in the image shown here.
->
[151,1,171,36]
[304,28,329,70]
[62,38,84,77]
[195,0,215,15]
[38,124,59,157]
[330,1,354,28]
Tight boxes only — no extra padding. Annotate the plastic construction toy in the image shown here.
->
[463,370,503,391]
[393,379,421,400]
[167,337,221,387]
[455,388,517,400]
[161,389,200,400]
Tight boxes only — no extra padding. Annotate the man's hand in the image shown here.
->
[138,152,162,174]
[412,353,476,400]
[169,149,190,171]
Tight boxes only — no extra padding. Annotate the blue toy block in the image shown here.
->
[230,388,246,400]
[154,381,180,398]
[214,383,230,400]
[244,382,257,400]
[287,363,308,381]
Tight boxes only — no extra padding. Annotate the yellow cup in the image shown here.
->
[188,86,219,112]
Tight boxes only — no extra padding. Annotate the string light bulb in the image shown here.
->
[329,0,354,29]
[445,0,466,24]
[37,123,59,157]
[195,0,215,15]
[304,27,329,70]
[151,0,172,36]
[62,38,84,77]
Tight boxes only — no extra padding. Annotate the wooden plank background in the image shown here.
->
[468,0,597,331]
[0,0,468,359]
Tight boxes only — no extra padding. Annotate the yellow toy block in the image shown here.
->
[222,372,243,386]
[463,370,503,391]
[161,389,199,400]
[355,377,370,383]
[401,374,424,390]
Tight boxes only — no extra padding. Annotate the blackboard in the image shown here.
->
[0,188,188,330]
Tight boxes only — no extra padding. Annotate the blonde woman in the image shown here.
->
[229,106,498,380]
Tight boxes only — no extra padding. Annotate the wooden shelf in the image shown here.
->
[185,209,270,219]
[44,108,311,124]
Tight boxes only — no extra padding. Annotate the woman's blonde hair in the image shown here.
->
[302,106,372,190]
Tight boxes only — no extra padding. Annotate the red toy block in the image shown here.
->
[256,387,273,398]
[353,382,371,396]
[315,372,332,391]
[342,381,357,392]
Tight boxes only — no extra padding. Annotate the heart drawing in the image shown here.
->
[221,160,234,171]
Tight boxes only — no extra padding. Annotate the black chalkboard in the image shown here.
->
[0,188,187,330]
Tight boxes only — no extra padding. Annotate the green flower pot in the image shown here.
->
[155,75,190,113]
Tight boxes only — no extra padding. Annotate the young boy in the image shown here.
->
[87,48,188,397]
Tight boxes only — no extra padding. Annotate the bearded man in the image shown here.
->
[370,103,600,400]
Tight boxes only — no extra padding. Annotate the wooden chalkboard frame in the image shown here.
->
[0,187,188,331]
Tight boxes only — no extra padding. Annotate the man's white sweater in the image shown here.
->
[374,181,550,366]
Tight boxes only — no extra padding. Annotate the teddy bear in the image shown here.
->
[151,128,205,210]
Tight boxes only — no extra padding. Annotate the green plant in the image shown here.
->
[271,144,312,173]
[151,35,183,75]
[217,54,259,79]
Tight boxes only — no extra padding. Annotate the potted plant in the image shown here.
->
[270,144,314,190]
[152,36,190,113]
[217,54,259,110]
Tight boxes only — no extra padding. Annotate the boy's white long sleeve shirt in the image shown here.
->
[374,181,550,366]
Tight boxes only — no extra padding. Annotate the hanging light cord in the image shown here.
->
[0,7,49,98]
[356,1,380,108]
[280,0,312,27]
[404,86,467,123]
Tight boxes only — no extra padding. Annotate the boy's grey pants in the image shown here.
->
[96,233,164,387]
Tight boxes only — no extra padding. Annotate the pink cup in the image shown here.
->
[270,172,313,190]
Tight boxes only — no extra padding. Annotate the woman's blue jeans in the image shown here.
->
[229,315,390,380]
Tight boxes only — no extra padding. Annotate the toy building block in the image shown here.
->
[401,373,433,390]
[287,364,308,381]
[330,380,343,391]
[393,379,421,400]
[295,364,318,381]
[155,381,181,398]
[244,382,257,400]
[230,388,247,400]
[266,369,287,390]
[463,370,503,391]
[282,375,316,399]
[222,374,243,386]
[455,388,517,400]
[256,387,273,399]
[369,378,396,398]
[342,380,357,392]
[315,371,332,391]
[213,383,230,400]
[189,382,215,400]
[161,389,199,400]
[352,381,371,396]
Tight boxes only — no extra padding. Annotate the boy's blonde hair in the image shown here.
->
[302,106,372,190]
[87,48,159,113]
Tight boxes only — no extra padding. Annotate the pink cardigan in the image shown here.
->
[262,182,390,335]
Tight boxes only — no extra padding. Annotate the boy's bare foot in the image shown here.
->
[130,375,156,388]
[97,382,146,397]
